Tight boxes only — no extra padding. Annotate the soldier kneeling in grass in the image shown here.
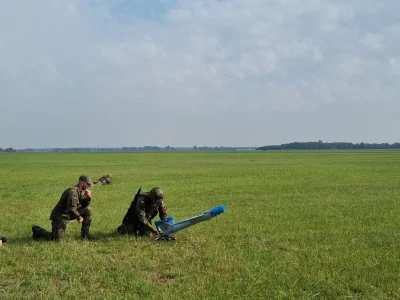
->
[32,174,94,241]
[117,187,168,238]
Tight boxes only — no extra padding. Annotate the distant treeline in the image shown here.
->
[0,148,17,152]
[6,142,400,152]
[5,146,255,152]
[257,141,400,150]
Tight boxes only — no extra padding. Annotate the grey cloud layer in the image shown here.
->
[0,0,399,147]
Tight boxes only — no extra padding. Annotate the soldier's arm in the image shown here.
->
[158,201,168,221]
[137,199,155,232]
[80,190,91,208]
[66,188,81,219]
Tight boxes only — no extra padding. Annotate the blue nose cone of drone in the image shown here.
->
[209,205,226,216]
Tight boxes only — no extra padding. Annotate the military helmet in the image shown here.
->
[79,174,93,186]
[149,187,164,200]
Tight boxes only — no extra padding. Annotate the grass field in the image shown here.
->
[0,151,400,299]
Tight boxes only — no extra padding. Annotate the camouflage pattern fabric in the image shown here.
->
[34,207,92,241]
[50,185,91,220]
[93,175,113,185]
[117,192,167,236]
[33,185,92,241]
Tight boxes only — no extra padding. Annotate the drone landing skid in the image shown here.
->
[156,235,176,241]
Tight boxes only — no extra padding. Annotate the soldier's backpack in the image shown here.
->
[117,186,142,234]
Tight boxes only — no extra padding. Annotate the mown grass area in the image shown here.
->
[0,151,399,299]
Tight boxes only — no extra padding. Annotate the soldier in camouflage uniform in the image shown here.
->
[117,187,168,238]
[93,174,113,185]
[32,174,94,241]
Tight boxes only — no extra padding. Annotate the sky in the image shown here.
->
[1,0,399,148]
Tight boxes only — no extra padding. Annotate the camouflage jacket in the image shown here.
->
[50,185,91,220]
[135,192,168,231]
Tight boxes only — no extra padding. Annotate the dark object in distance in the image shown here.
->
[1,237,6,243]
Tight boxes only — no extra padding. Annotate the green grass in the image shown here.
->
[0,151,400,299]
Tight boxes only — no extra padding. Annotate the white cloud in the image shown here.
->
[389,56,400,75]
[363,33,383,50]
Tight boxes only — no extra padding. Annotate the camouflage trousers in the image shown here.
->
[41,207,92,241]
[117,223,153,237]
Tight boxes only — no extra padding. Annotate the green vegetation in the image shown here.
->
[0,151,399,299]
[257,140,400,150]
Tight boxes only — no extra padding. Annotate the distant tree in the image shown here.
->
[257,141,400,151]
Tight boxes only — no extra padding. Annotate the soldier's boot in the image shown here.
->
[81,228,94,240]
[32,225,44,240]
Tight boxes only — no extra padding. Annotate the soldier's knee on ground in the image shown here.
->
[52,228,65,242]
[117,224,136,235]
[51,219,67,241]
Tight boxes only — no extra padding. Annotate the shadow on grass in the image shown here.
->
[2,231,137,245]
[1,237,34,245]
[90,230,122,241]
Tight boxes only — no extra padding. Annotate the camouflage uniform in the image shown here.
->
[33,185,92,241]
[118,190,168,237]
[93,175,113,185]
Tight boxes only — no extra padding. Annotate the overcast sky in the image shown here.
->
[1,0,399,148]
